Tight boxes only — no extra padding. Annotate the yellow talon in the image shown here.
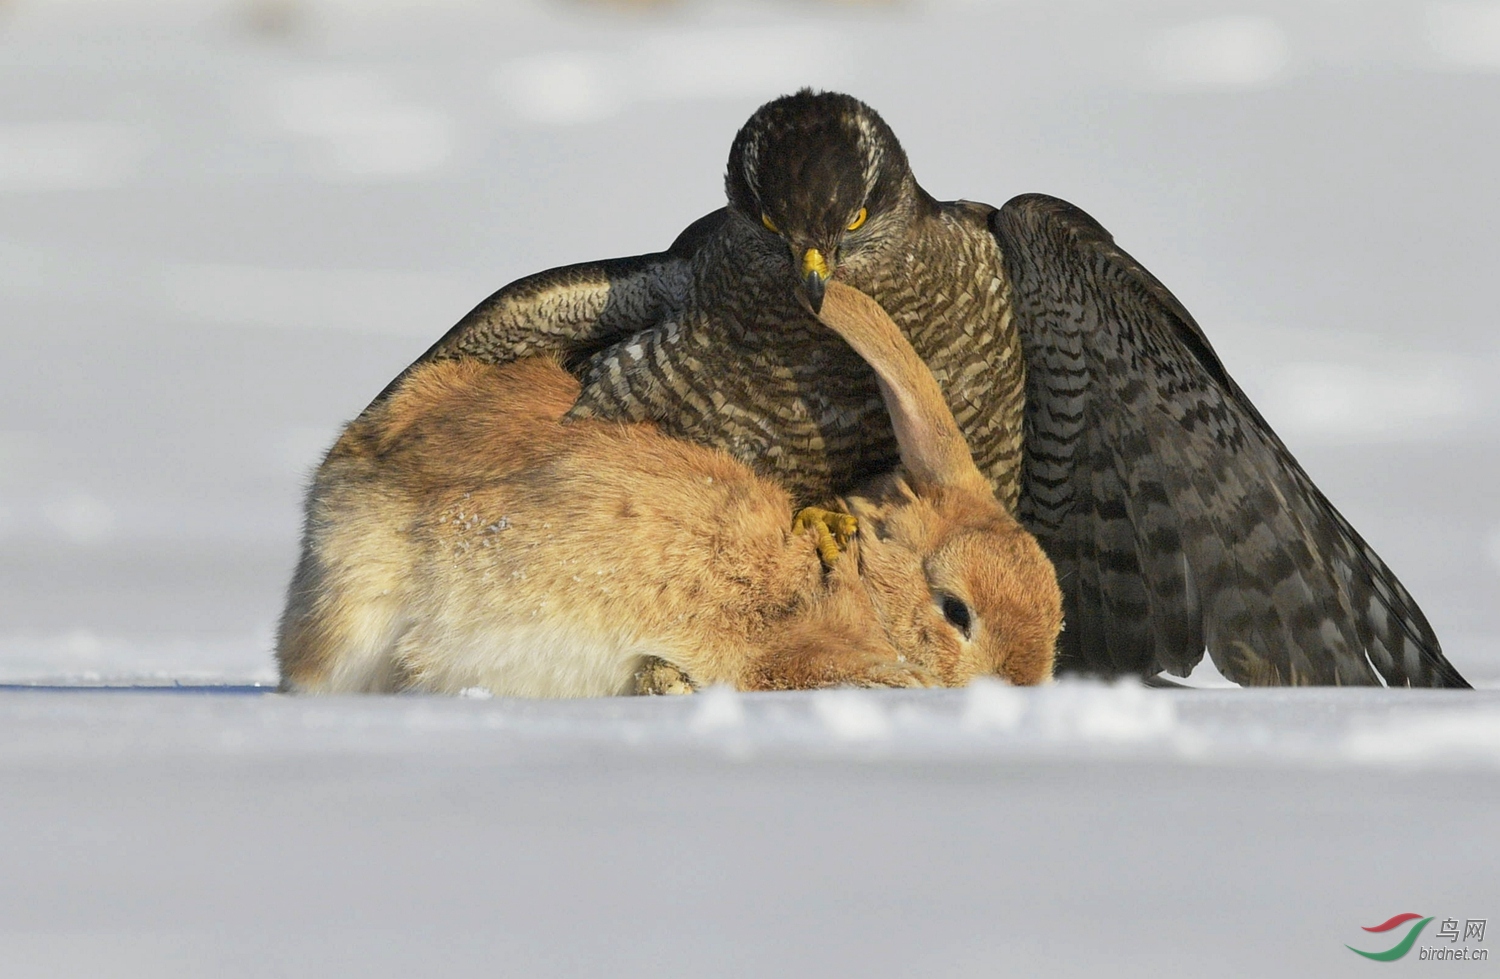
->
[793,507,858,568]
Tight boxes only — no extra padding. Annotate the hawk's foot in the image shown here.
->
[792,507,858,568]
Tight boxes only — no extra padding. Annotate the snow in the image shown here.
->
[813,687,895,741]
[960,676,1028,732]
[0,683,1496,977]
[689,682,746,732]
[3,681,1498,770]
[1,0,1498,974]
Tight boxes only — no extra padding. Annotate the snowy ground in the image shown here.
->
[2,682,1498,977]
[1,0,1498,974]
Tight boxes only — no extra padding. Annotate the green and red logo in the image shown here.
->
[1347,913,1433,961]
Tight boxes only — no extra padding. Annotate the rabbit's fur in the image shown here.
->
[277,282,1062,695]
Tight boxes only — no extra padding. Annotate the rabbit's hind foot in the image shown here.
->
[792,507,858,568]
[633,656,697,696]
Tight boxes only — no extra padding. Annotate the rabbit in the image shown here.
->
[276,281,1062,695]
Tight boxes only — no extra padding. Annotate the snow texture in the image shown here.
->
[0,683,1496,977]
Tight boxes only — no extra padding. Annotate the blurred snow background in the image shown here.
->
[1,4,1499,974]
[2,0,1498,686]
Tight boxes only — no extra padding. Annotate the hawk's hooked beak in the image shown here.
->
[802,248,831,313]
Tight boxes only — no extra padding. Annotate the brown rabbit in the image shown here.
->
[276,281,1062,695]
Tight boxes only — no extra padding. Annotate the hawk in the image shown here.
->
[378,89,1466,688]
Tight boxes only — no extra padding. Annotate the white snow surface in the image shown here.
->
[2,0,1499,974]
[1,682,1496,977]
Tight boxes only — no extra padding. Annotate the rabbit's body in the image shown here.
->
[278,283,1062,695]
[280,357,917,695]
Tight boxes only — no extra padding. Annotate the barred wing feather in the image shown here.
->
[994,193,1467,687]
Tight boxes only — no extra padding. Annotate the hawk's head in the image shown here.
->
[726,90,925,312]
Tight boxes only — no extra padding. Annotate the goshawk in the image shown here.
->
[379,89,1467,688]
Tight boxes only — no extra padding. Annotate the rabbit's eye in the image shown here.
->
[940,595,972,638]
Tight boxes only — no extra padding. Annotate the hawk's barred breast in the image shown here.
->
[565,205,1027,509]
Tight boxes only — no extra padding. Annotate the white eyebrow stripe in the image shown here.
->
[743,136,762,202]
[854,113,882,201]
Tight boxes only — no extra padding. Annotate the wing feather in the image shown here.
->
[364,209,726,411]
[995,193,1467,687]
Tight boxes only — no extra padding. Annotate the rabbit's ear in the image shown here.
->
[817,283,991,498]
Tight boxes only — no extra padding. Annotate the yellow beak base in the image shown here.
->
[801,248,830,312]
[802,248,830,281]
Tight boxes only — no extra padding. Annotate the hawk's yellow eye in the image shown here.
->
[847,207,868,232]
[761,213,778,233]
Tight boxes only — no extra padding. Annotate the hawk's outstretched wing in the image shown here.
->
[366,209,729,409]
[994,193,1468,687]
